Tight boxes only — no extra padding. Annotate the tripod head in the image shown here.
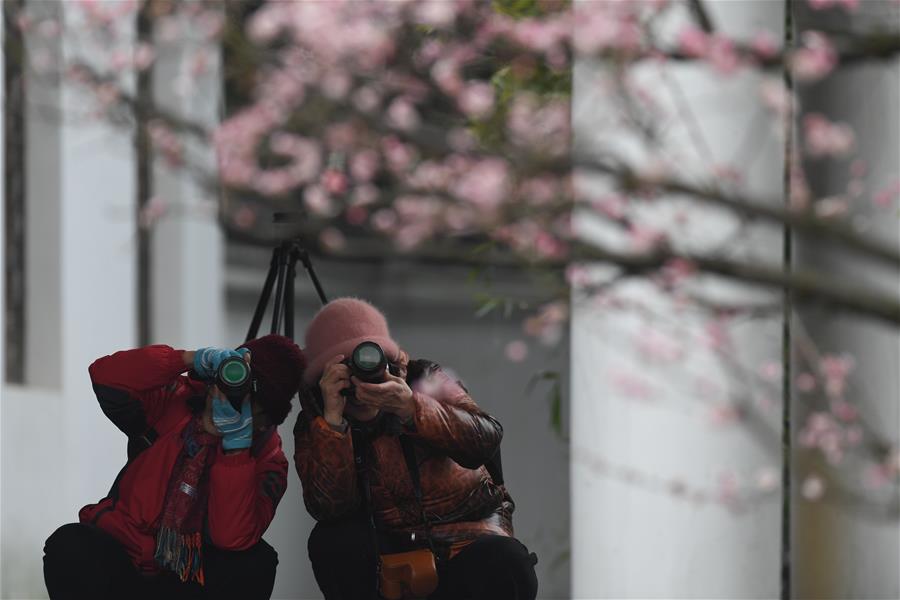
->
[245,213,329,342]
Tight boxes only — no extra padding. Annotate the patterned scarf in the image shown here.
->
[154,416,218,585]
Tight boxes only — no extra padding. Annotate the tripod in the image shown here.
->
[245,237,329,342]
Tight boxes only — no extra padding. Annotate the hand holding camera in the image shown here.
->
[211,390,253,451]
[320,355,351,427]
[350,370,414,421]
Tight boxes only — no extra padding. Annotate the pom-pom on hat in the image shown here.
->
[303,297,400,385]
[238,334,306,426]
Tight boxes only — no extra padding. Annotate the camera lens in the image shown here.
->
[216,356,252,411]
[350,341,387,382]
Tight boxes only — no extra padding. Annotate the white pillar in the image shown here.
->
[150,20,225,350]
[571,2,784,597]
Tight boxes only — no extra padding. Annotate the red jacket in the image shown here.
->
[79,345,288,573]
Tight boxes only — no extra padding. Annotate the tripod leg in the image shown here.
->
[298,249,329,305]
[271,244,289,335]
[284,249,298,340]
[246,248,280,342]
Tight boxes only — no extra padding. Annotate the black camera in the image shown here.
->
[340,341,400,400]
[215,356,255,412]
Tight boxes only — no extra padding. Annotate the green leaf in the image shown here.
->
[474,297,501,318]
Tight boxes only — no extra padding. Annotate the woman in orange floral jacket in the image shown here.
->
[294,297,538,600]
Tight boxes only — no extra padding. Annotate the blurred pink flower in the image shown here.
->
[233,205,257,230]
[819,353,854,398]
[760,79,791,116]
[458,82,496,118]
[802,475,825,501]
[134,43,156,71]
[608,369,654,400]
[756,467,779,492]
[758,361,782,382]
[415,1,458,27]
[627,224,666,252]
[791,31,837,82]
[677,26,709,57]
[387,98,421,131]
[504,340,529,363]
[751,30,780,60]
[319,227,347,252]
[320,169,349,196]
[717,471,740,505]
[709,403,742,427]
[382,137,416,173]
[830,399,858,422]
[139,196,168,230]
[303,185,334,216]
[804,114,855,157]
[873,179,900,208]
[371,209,399,233]
[352,184,379,207]
[451,158,510,211]
[345,205,369,226]
[808,0,859,10]
[634,327,683,362]
[796,372,816,392]
[708,35,741,75]
[350,150,380,182]
[814,196,849,219]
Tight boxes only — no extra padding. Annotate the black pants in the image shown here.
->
[43,523,278,600]
[308,515,538,600]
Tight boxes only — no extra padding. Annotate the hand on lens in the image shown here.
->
[319,355,350,427]
[351,368,415,421]
[193,347,250,381]
[211,389,253,451]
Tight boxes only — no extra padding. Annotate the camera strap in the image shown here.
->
[398,434,441,561]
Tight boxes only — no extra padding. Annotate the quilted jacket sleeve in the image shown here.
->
[293,411,361,522]
[88,345,189,436]
[407,367,503,470]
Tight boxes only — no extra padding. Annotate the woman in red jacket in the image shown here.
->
[43,334,304,600]
[294,298,538,600]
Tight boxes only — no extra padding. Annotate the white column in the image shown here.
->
[150,21,225,350]
[571,2,784,597]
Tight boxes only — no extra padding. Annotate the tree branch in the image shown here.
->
[575,158,900,269]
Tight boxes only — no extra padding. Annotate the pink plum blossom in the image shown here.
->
[707,35,741,75]
[458,82,496,118]
[802,475,825,501]
[760,79,791,116]
[677,26,709,58]
[756,467,779,492]
[609,370,655,400]
[819,353,854,398]
[319,227,347,252]
[634,327,683,362]
[796,373,816,392]
[451,158,511,211]
[873,179,900,208]
[804,114,855,158]
[791,31,837,82]
[751,31,780,60]
[504,340,529,363]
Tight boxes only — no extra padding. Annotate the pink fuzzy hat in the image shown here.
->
[303,297,400,385]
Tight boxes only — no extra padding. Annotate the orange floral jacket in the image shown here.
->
[293,358,513,556]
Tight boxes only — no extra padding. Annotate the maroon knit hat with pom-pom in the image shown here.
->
[239,334,306,426]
